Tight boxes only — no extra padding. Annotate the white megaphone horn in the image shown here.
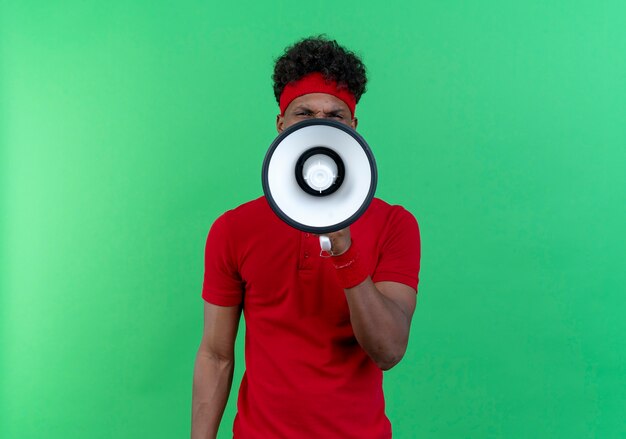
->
[261,119,377,251]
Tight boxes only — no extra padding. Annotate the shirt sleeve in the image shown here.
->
[201,212,244,306]
[371,206,421,292]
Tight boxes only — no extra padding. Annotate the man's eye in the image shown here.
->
[296,111,312,116]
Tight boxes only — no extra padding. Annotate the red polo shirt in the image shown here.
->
[202,196,420,438]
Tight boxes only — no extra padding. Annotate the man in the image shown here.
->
[192,36,421,439]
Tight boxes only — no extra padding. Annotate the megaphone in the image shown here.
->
[262,119,377,251]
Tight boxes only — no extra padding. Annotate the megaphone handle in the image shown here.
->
[319,236,332,256]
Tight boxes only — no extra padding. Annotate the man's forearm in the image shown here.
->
[344,278,412,370]
[323,228,415,370]
[191,351,235,439]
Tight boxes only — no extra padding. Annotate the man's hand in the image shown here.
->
[320,227,352,255]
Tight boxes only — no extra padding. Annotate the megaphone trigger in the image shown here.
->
[319,236,333,257]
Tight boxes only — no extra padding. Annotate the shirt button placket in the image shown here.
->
[299,232,314,269]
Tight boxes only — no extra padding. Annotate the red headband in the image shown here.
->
[279,72,356,116]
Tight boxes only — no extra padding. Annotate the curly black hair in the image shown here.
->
[272,36,367,104]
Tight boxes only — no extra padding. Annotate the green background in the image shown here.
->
[1,1,625,437]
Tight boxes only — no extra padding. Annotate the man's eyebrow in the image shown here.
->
[291,105,346,114]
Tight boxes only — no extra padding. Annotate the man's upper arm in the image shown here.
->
[370,206,420,324]
[371,206,421,295]
[202,212,244,307]
[198,302,241,359]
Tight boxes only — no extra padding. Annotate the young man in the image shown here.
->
[192,36,421,439]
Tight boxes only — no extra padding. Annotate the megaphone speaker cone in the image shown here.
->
[296,147,345,196]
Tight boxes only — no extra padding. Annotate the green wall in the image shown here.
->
[1,1,625,437]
